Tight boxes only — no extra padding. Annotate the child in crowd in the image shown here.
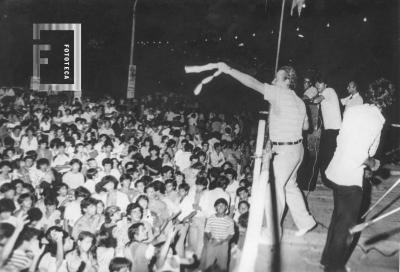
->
[201,198,235,271]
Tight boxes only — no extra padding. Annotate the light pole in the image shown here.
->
[127,0,139,99]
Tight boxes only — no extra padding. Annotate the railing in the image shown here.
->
[237,112,274,272]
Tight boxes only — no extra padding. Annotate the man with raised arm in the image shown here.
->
[216,62,316,238]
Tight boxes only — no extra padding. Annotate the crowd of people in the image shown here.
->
[0,87,257,272]
[0,63,395,272]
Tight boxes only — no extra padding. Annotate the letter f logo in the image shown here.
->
[33,24,51,82]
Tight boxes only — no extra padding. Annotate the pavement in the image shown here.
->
[254,164,400,272]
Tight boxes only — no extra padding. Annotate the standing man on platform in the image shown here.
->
[298,75,322,191]
[321,78,395,271]
[341,81,363,112]
[216,63,316,238]
[312,75,342,188]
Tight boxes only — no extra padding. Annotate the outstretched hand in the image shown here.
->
[217,62,230,73]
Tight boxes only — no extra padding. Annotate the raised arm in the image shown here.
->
[218,63,265,95]
[54,232,64,269]
[1,214,28,265]
[156,224,178,268]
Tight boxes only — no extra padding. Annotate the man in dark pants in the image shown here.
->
[312,75,342,188]
[321,184,363,271]
[319,129,339,188]
[320,78,395,271]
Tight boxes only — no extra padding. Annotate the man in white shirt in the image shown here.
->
[313,75,342,188]
[19,128,38,155]
[209,142,225,169]
[340,81,364,113]
[217,62,316,238]
[321,78,395,271]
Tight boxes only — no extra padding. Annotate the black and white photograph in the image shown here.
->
[0,0,399,271]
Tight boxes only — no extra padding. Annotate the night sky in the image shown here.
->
[0,0,398,115]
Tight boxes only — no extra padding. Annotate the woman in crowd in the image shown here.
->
[62,231,98,272]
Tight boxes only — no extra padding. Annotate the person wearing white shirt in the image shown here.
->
[321,78,394,271]
[188,177,210,257]
[83,168,99,194]
[216,62,316,238]
[209,142,225,169]
[340,81,364,113]
[63,187,91,232]
[93,175,130,212]
[31,158,54,188]
[313,75,342,188]
[81,107,94,123]
[62,159,85,190]
[165,110,179,122]
[175,183,196,257]
[98,158,121,181]
[19,128,38,155]
[98,120,115,137]
[52,143,71,173]
[174,144,192,171]
[224,169,239,212]
[203,180,230,218]
[61,109,74,124]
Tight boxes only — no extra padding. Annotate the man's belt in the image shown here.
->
[271,139,302,146]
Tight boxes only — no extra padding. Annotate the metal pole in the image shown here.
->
[127,0,139,99]
[275,0,286,73]
[129,0,138,66]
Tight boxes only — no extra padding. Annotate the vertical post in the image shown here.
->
[275,0,286,73]
[238,112,269,272]
[127,0,139,99]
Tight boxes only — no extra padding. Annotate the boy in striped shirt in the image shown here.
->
[201,198,234,271]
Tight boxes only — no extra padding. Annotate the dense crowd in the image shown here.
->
[0,63,395,272]
[0,89,256,272]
